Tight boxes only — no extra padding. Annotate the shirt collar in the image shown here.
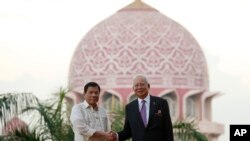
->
[138,94,150,104]
[83,100,98,111]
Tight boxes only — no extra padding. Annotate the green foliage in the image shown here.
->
[0,88,74,141]
[111,108,125,132]
[0,93,38,127]
[0,128,45,141]
[173,120,208,141]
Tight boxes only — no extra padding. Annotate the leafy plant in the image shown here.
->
[0,88,74,141]
[173,120,208,141]
[110,108,125,132]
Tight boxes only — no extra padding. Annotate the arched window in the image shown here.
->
[102,92,120,112]
[186,96,196,119]
[161,92,177,118]
[128,94,137,102]
[204,97,212,120]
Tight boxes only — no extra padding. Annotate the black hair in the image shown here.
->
[83,82,101,93]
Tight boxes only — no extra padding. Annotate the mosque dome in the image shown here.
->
[68,1,209,92]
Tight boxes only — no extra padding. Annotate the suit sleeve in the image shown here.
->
[117,105,132,141]
[162,99,174,141]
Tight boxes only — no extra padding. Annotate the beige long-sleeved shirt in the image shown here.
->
[70,101,110,141]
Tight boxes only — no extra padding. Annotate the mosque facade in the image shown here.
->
[67,1,224,140]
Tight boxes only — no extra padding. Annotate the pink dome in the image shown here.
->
[68,6,209,92]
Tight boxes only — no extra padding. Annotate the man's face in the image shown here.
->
[133,76,150,99]
[84,86,100,106]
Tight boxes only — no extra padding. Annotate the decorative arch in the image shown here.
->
[66,91,84,104]
[183,89,204,120]
[158,89,178,120]
[127,91,137,103]
[202,92,221,121]
[102,90,122,112]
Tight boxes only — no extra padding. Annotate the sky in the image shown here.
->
[0,0,250,140]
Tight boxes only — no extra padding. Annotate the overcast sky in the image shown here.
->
[1,0,250,140]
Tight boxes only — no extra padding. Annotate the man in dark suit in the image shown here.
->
[109,75,174,141]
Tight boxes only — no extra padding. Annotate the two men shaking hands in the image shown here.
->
[70,75,173,141]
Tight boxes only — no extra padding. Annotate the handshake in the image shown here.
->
[102,131,117,141]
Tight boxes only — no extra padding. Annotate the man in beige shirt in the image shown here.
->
[70,82,110,141]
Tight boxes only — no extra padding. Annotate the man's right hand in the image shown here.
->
[108,131,117,141]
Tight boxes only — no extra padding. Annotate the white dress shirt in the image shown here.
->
[70,101,110,141]
[138,94,150,125]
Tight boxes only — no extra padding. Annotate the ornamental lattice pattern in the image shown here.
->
[68,10,209,90]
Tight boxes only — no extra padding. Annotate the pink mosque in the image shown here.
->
[67,0,224,140]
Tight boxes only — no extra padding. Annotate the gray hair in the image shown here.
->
[132,74,149,86]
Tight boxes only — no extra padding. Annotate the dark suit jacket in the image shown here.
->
[118,95,174,141]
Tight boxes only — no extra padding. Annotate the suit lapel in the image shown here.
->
[133,100,146,128]
[147,96,156,127]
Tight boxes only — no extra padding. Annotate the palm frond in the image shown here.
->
[173,120,208,141]
[0,88,74,141]
[1,128,46,141]
[0,93,38,128]
[111,108,125,132]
